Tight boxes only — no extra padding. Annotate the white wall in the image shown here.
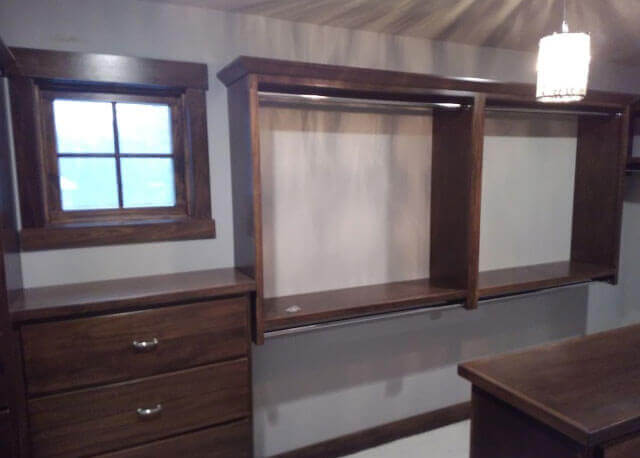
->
[1,0,638,456]
[254,287,588,453]
[260,106,432,297]
[480,113,577,271]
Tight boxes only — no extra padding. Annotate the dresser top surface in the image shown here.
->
[9,267,255,323]
[459,323,640,446]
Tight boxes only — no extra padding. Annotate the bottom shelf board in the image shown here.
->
[478,261,615,299]
[263,278,466,331]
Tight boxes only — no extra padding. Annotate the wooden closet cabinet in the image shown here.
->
[10,269,255,458]
[218,56,638,344]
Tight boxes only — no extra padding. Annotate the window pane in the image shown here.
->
[121,158,176,208]
[59,158,119,210]
[116,103,172,154]
[53,100,115,154]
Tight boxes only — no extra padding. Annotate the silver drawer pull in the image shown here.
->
[132,338,159,352]
[137,404,163,418]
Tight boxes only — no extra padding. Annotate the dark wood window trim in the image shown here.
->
[7,48,214,250]
[0,36,15,77]
[39,88,188,224]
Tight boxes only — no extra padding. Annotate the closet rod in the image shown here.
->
[478,281,590,306]
[264,301,465,339]
[259,93,616,116]
[258,91,465,112]
[485,106,615,117]
[265,281,592,338]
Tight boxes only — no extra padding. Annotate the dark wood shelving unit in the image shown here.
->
[478,261,615,299]
[264,278,466,332]
[218,56,637,344]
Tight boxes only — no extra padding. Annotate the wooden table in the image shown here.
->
[459,324,640,458]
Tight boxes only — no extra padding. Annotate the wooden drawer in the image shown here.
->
[0,409,11,458]
[97,419,251,457]
[0,358,7,409]
[600,432,640,458]
[0,331,8,408]
[29,359,250,457]
[22,296,248,395]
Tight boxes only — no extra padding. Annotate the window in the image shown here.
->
[43,93,185,222]
[8,48,213,250]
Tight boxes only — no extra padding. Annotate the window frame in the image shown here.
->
[40,88,187,223]
[7,48,214,250]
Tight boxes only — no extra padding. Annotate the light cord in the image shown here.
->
[562,0,569,32]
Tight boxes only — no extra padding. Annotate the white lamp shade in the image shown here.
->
[536,31,591,103]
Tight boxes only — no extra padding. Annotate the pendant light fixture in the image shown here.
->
[536,0,591,103]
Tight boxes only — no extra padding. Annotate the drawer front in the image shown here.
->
[0,332,8,408]
[0,409,11,458]
[97,419,251,458]
[22,296,248,395]
[29,359,250,457]
[0,357,7,409]
[601,432,640,458]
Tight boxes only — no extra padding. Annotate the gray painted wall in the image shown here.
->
[259,107,433,298]
[0,0,638,455]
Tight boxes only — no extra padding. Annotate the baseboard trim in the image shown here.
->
[272,401,471,458]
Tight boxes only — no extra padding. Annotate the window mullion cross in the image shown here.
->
[111,103,125,209]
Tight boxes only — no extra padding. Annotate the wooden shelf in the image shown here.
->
[478,261,615,299]
[263,278,466,331]
[9,268,256,323]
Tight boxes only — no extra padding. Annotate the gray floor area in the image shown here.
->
[345,420,470,458]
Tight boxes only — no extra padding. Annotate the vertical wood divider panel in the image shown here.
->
[1,71,27,457]
[468,95,486,308]
[612,107,631,283]
[571,108,629,283]
[430,95,485,309]
[228,75,264,344]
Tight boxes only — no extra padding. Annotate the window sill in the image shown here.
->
[20,218,215,251]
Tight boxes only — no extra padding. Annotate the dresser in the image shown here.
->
[9,268,255,457]
[0,309,16,455]
[0,355,11,452]
[459,324,640,458]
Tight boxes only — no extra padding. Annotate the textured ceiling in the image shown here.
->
[141,0,640,65]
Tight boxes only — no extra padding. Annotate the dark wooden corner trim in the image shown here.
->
[8,47,208,89]
[0,36,16,76]
[272,402,470,458]
[184,88,212,219]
